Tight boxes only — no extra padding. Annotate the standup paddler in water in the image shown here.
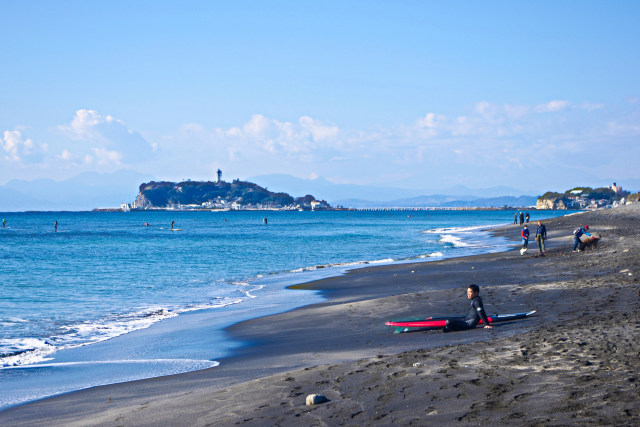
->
[443,284,492,332]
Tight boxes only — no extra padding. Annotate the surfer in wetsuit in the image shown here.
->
[54,220,58,232]
[443,284,492,332]
[171,220,175,230]
[2,218,5,228]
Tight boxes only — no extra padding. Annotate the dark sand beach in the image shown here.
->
[1,205,639,426]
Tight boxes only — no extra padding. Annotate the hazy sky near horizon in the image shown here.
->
[1,1,639,193]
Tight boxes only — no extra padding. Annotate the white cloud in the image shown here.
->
[169,101,631,189]
[215,114,341,160]
[581,102,604,111]
[5,99,636,192]
[92,147,122,165]
[58,109,155,163]
[298,116,339,141]
[58,149,74,161]
[1,129,44,163]
[58,109,120,140]
[535,100,570,113]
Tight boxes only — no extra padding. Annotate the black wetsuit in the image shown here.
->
[443,296,491,332]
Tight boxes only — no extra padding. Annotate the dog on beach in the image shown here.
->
[580,232,601,251]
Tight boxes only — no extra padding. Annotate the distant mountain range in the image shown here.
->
[3,171,635,212]
[0,170,153,211]
[333,195,538,208]
[247,174,537,208]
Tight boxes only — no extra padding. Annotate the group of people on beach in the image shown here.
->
[448,218,597,334]
[520,220,547,255]
[519,216,595,255]
[514,211,530,225]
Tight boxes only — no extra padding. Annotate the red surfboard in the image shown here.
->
[386,310,536,333]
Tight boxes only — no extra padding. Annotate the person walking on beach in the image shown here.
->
[521,225,529,250]
[536,221,547,254]
[519,212,524,225]
[572,225,591,252]
[514,213,518,225]
[443,284,492,332]
[525,211,530,223]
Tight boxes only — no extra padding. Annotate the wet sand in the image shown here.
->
[1,205,639,426]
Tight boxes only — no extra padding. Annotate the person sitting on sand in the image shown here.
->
[572,225,591,252]
[443,284,492,332]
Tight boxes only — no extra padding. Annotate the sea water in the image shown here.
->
[0,209,563,409]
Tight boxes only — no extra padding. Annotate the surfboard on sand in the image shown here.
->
[386,310,536,333]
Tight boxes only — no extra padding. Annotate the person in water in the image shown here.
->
[443,284,492,332]
[2,218,5,228]
[171,220,175,230]
[54,220,58,232]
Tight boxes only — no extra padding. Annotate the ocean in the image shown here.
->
[0,209,563,409]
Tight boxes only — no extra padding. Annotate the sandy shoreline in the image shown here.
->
[1,205,639,425]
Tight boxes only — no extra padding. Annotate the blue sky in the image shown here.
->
[1,1,639,193]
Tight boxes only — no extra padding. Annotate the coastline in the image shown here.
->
[2,205,639,425]
[0,209,525,411]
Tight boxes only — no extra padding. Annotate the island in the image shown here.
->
[128,178,331,211]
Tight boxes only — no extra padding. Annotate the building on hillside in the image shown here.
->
[608,182,623,193]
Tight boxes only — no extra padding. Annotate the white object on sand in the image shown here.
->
[306,394,328,405]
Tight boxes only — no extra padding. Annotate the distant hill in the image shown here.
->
[333,195,538,208]
[247,174,428,202]
[247,174,530,204]
[134,180,329,210]
[537,185,631,210]
[0,170,153,212]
